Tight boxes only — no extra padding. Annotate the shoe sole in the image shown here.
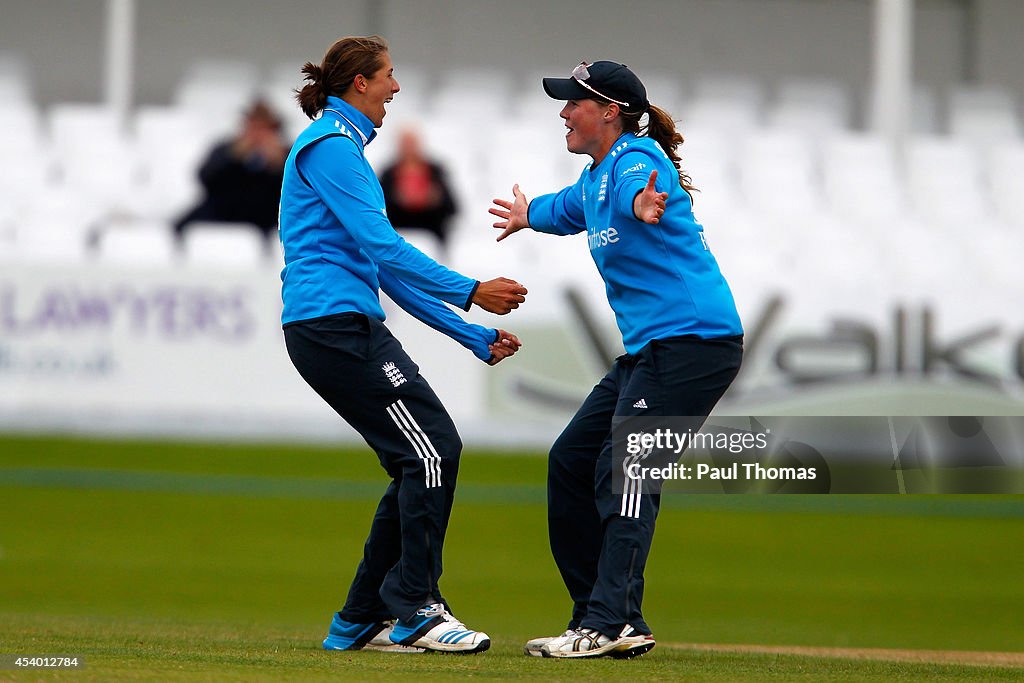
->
[361,643,428,653]
[608,639,656,659]
[419,639,491,655]
[324,638,426,654]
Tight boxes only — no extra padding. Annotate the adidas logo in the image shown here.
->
[632,398,648,409]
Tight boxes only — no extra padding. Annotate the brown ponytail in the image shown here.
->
[296,62,327,119]
[621,104,697,195]
[294,35,390,119]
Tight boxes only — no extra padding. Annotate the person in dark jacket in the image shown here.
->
[173,100,289,242]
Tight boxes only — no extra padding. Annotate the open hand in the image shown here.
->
[489,184,530,242]
[632,170,669,224]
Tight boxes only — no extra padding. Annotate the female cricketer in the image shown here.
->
[280,35,527,655]
[491,60,744,658]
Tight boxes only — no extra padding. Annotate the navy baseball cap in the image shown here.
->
[543,61,649,112]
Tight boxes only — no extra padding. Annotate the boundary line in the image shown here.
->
[664,642,1024,668]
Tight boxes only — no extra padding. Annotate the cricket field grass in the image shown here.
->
[1,434,1023,681]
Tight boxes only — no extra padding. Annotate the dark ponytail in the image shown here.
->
[294,35,390,119]
[621,104,697,195]
[297,62,327,119]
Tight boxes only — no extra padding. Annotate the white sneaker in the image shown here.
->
[523,629,576,657]
[540,626,656,659]
[389,603,491,654]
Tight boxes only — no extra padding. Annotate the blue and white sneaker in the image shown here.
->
[322,613,425,653]
[389,603,491,654]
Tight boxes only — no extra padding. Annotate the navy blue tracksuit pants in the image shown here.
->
[284,313,460,623]
[548,335,743,638]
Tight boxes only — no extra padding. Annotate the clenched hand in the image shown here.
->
[473,277,528,314]
[487,329,522,365]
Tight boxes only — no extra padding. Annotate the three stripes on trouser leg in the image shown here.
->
[386,399,442,489]
[620,442,652,519]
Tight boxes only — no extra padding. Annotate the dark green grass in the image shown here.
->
[1,435,1023,681]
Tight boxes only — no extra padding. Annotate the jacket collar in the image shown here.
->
[322,96,377,147]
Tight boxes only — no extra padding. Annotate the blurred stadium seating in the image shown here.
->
[2,58,1020,277]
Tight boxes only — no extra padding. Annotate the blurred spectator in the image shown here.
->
[173,100,289,242]
[378,127,457,249]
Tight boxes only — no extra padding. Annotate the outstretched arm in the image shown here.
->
[491,179,587,239]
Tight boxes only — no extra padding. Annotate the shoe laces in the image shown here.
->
[573,628,611,648]
[417,603,466,630]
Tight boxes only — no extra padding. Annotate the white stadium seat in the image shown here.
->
[905,135,991,227]
[767,77,851,139]
[98,220,179,267]
[679,126,740,219]
[737,128,822,217]
[182,222,267,269]
[48,104,141,213]
[262,63,315,143]
[431,67,513,126]
[988,143,1024,227]
[9,188,104,264]
[639,70,685,116]
[133,106,206,220]
[0,103,43,156]
[691,73,764,107]
[683,99,762,136]
[821,132,908,225]
[948,85,1021,147]
[173,60,261,141]
[684,74,765,135]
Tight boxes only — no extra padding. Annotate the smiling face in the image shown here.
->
[359,51,400,127]
[559,98,620,163]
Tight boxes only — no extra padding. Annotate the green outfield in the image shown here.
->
[1,435,1023,681]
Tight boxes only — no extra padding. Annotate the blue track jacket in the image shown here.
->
[279,97,496,361]
[528,133,743,354]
